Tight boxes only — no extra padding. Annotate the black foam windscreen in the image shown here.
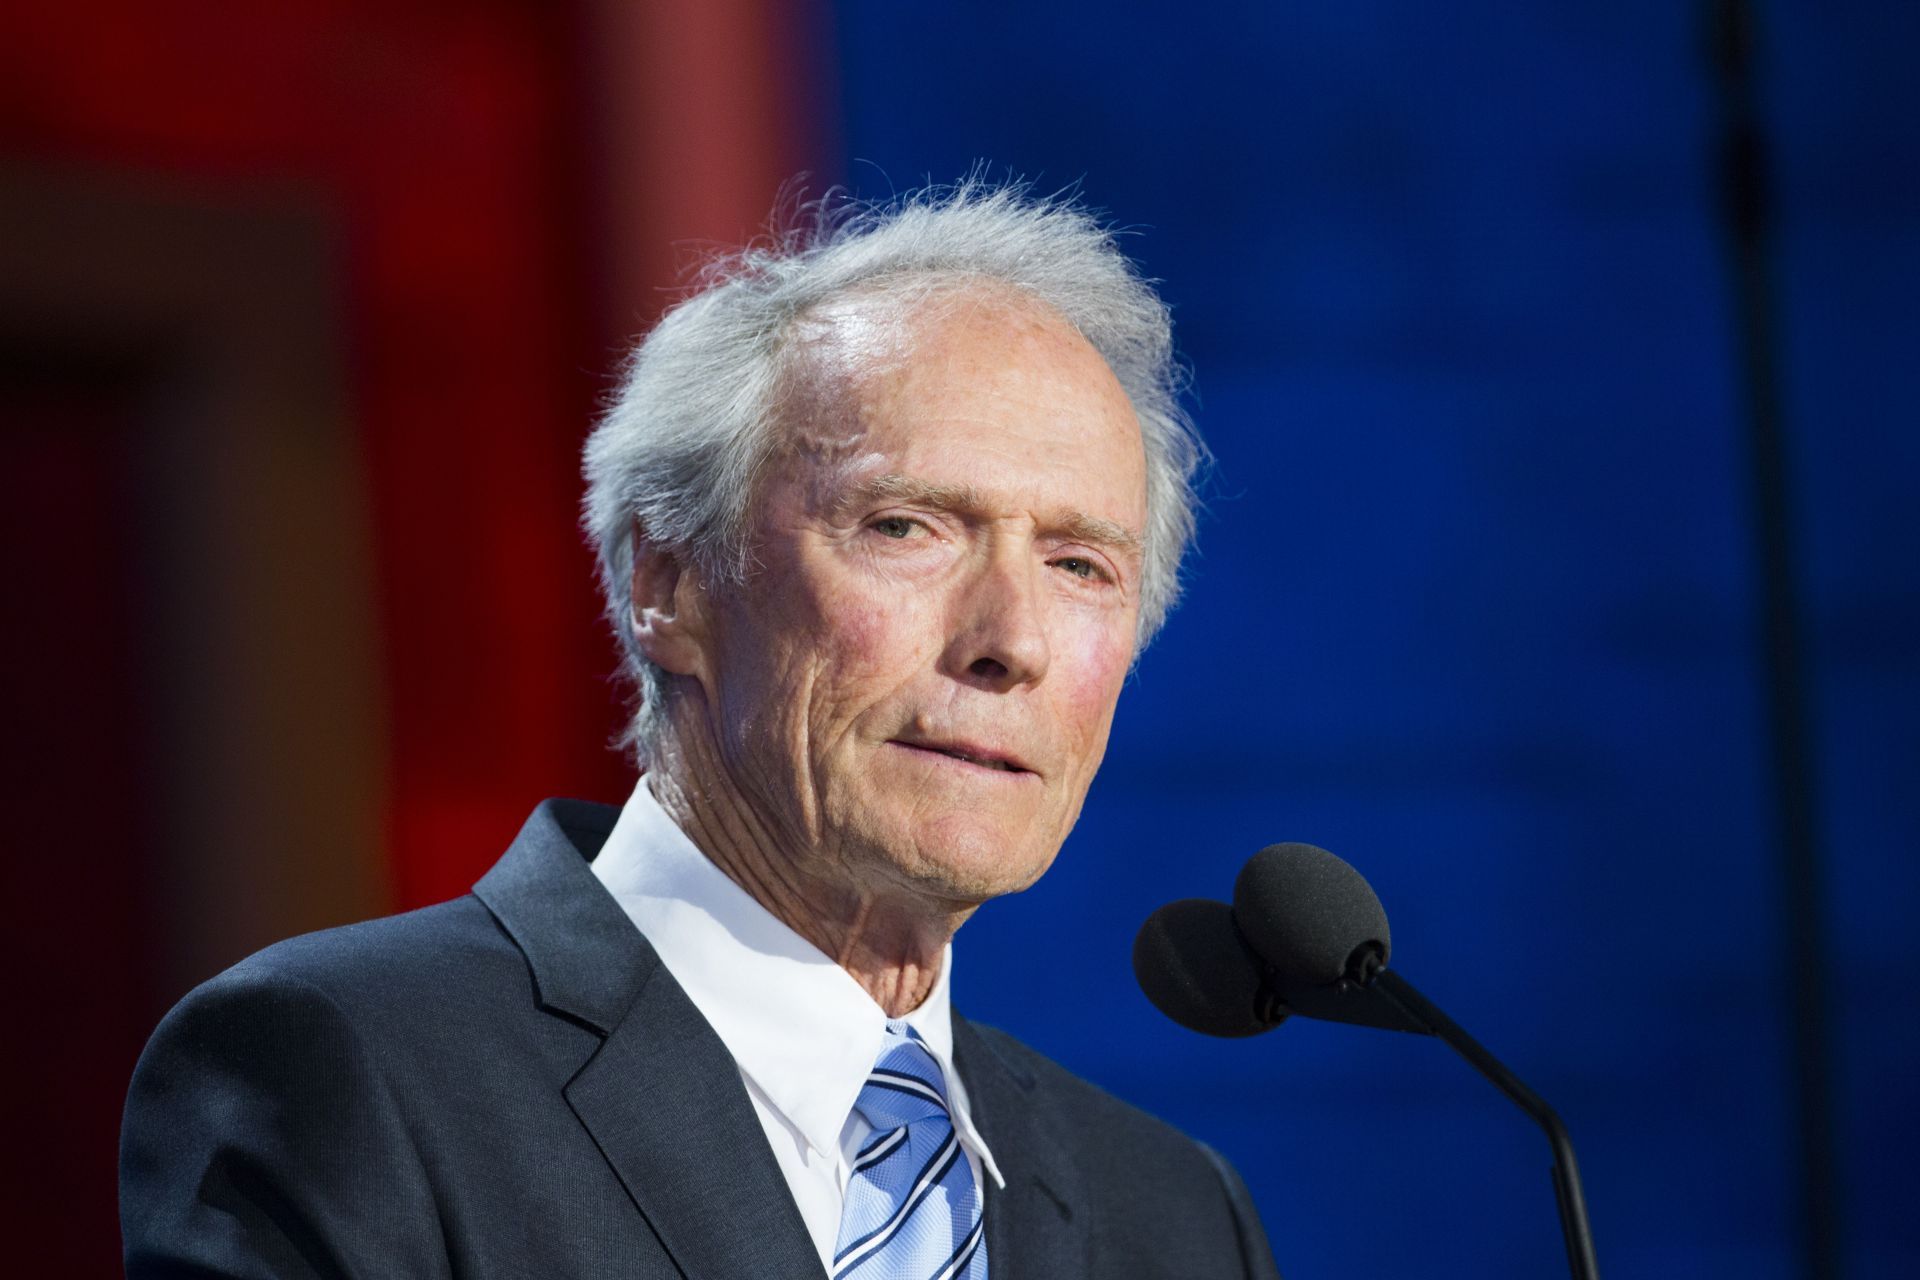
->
[1231,843,1391,989]
[1132,898,1282,1038]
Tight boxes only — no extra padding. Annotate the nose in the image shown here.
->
[942,542,1052,690]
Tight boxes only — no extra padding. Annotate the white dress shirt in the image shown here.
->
[590,777,1005,1272]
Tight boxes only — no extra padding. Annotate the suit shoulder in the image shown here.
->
[123,910,484,1273]
[964,1019,1211,1161]
[178,894,522,1030]
[962,1019,1282,1278]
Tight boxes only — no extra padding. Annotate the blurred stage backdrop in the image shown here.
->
[3,2,1914,1276]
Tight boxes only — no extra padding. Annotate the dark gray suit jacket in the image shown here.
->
[121,799,1280,1278]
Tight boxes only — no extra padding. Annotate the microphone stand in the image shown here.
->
[1354,965,1601,1280]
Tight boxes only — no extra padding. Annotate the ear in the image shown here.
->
[628,520,713,683]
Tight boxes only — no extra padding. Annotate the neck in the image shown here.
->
[645,730,970,1018]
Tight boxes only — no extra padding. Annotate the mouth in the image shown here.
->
[889,738,1036,776]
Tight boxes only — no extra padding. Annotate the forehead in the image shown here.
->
[776,285,1148,521]
[788,280,1109,388]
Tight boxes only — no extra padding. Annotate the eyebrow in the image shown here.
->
[836,472,1144,557]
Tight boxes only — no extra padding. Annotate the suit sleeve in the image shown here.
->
[119,964,452,1279]
[1202,1144,1283,1280]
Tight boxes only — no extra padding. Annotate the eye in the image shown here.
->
[1052,555,1103,581]
[868,515,921,539]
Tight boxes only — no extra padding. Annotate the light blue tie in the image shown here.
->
[833,1025,988,1280]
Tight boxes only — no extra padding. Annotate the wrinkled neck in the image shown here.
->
[645,720,971,1018]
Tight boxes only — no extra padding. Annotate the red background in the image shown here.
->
[1,1,830,1268]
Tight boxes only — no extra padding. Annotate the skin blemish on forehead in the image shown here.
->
[769,300,925,514]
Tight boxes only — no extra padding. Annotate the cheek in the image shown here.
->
[823,558,957,660]
[821,598,892,663]
[1055,626,1134,750]
[801,589,944,721]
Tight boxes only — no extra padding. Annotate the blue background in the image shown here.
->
[826,3,1919,1275]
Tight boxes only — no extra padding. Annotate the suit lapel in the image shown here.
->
[953,1015,1091,1279]
[566,965,823,1279]
[475,800,822,1280]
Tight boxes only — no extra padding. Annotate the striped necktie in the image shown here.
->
[832,1025,988,1280]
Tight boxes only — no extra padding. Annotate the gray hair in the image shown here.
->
[582,181,1205,762]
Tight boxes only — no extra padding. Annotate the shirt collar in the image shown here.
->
[590,777,1003,1189]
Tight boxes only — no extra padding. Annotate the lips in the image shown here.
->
[890,738,1035,775]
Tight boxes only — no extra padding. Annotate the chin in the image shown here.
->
[885,813,1061,904]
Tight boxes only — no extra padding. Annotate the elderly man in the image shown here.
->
[121,186,1280,1279]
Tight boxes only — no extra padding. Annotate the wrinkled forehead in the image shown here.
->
[755,279,1148,556]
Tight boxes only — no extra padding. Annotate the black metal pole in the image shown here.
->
[1367,968,1601,1280]
[1704,4,1841,1277]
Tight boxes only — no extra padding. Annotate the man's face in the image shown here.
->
[689,288,1148,907]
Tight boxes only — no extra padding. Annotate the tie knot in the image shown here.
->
[854,1031,951,1131]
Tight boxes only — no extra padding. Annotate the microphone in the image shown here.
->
[1232,843,1429,1033]
[1129,845,1428,1036]
[1130,898,1283,1037]
[1134,843,1602,1280]
[1234,841,1390,984]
